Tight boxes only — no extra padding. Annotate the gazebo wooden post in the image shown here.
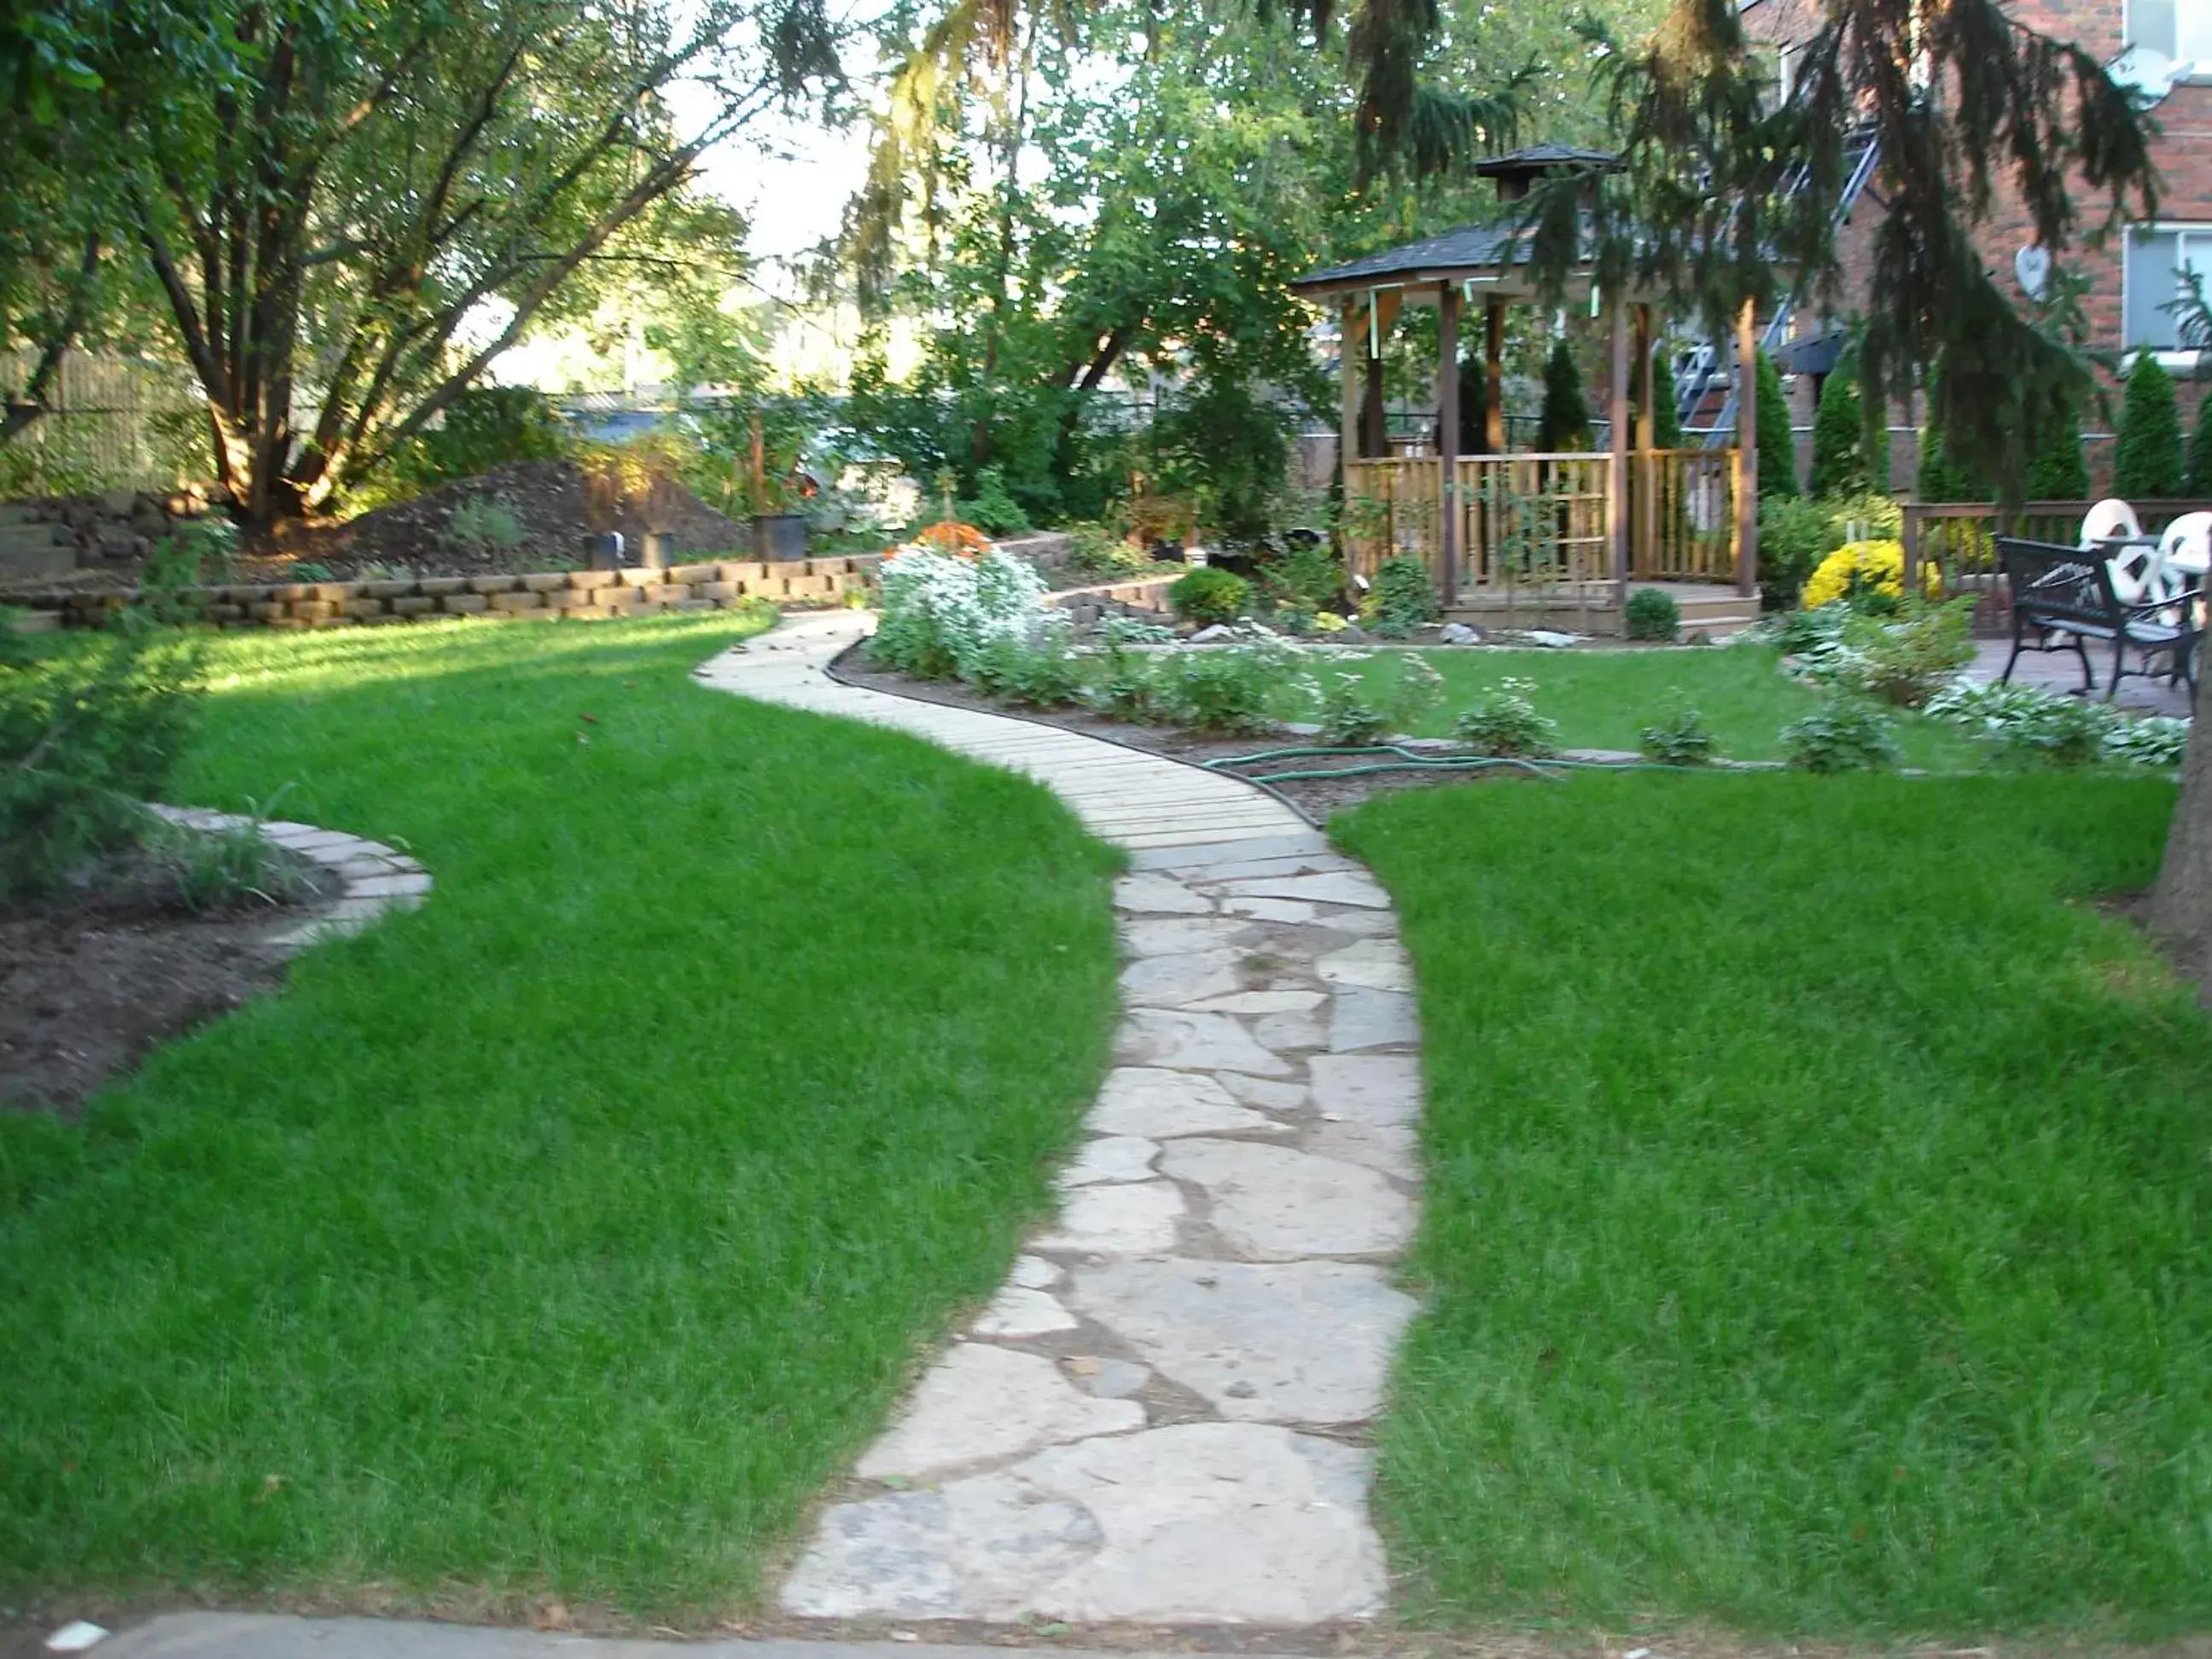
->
[1340,295,1363,487]
[1733,298,1758,597]
[1437,281,1461,605]
[1607,293,1630,604]
[1633,304,1656,577]
[1483,301,1506,452]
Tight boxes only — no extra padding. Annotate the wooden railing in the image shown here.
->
[1342,457,1440,579]
[1458,453,1612,591]
[1633,449,1738,580]
[1342,449,1743,595]
[1901,498,2212,628]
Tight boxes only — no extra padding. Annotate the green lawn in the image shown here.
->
[0,614,1120,1616]
[1336,771,2210,1642]
[1347,647,1983,768]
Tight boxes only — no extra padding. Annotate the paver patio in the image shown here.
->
[699,613,1425,1626]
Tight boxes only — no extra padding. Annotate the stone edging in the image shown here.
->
[2,555,882,633]
[700,612,1421,1627]
[147,804,432,948]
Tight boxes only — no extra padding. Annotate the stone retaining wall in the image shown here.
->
[2,555,883,632]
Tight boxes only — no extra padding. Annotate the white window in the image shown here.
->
[2125,226,2212,348]
[2128,0,2212,66]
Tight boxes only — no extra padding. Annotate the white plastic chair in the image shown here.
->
[2078,498,2144,550]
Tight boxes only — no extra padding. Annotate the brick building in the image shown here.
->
[1741,0,2212,489]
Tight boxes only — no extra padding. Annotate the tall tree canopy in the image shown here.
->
[3,0,839,521]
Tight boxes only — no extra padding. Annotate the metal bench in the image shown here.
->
[1995,536,2200,700]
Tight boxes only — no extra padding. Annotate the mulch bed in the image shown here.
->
[1,843,338,1117]
[830,648,1534,822]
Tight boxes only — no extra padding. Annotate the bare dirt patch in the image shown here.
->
[1,845,337,1117]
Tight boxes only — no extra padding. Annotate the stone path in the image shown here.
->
[148,803,433,946]
[698,614,1423,1627]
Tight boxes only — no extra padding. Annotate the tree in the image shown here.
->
[2023,397,2088,499]
[1807,364,1865,497]
[1537,339,1592,451]
[2112,353,2184,500]
[1649,347,1683,447]
[98,0,835,522]
[1755,349,1796,498]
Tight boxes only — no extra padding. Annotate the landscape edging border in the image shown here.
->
[148,804,433,947]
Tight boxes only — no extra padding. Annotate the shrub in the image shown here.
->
[915,520,992,556]
[966,626,1085,707]
[1924,677,2194,768]
[1150,635,1304,733]
[2,626,205,898]
[448,498,526,554]
[1453,678,1557,757]
[1756,349,1798,498]
[1625,587,1682,642]
[1917,421,1988,504]
[2113,353,2185,499]
[1639,700,1720,765]
[1366,554,1441,637]
[1537,340,1594,452]
[1780,694,1901,772]
[1795,597,1976,707]
[1801,538,1940,610]
[1313,654,1445,745]
[958,466,1032,537]
[870,546,1052,680]
[2189,387,2212,496]
[1169,566,1252,627]
[149,813,314,913]
[1066,521,1152,579]
[2024,399,2089,499]
[1259,541,1344,616]
[1807,364,1877,498]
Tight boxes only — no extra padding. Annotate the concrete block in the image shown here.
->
[342,597,387,619]
[466,573,520,595]
[520,572,570,593]
[440,592,489,614]
[567,569,615,591]
[616,566,661,588]
[486,591,544,613]
[390,596,437,616]
[361,579,417,600]
[667,562,721,585]
[418,577,466,597]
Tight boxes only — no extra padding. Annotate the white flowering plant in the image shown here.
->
[869,545,1059,680]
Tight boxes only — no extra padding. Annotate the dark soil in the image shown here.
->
[237,458,753,578]
[1,843,338,1117]
[830,649,1534,823]
[2102,889,2211,1009]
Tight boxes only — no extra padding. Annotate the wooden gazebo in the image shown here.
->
[1289,147,1761,630]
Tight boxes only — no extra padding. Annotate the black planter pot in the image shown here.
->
[750,513,807,562]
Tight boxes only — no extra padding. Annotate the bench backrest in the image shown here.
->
[1995,537,2118,626]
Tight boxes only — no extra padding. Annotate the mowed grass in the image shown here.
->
[1336,772,2211,1641]
[1344,647,1982,767]
[0,615,1120,1615]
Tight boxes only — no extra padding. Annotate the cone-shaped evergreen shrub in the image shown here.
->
[1807,368,1866,497]
[2113,353,2184,498]
[2186,388,2212,496]
[2023,399,2089,499]
[1917,420,1988,502]
[1755,349,1798,498]
[1650,349,1684,447]
[1537,339,1593,451]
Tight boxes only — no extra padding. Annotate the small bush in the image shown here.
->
[1840,598,1976,707]
[1801,538,1938,611]
[870,546,1052,681]
[1066,521,1152,579]
[1780,694,1901,773]
[1313,654,1445,746]
[1639,700,1720,765]
[2,626,205,897]
[1924,677,2194,769]
[149,814,315,913]
[966,626,1085,708]
[958,467,1033,537]
[1260,541,1344,617]
[1625,587,1681,642]
[1366,555,1440,638]
[1169,567,1252,627]
[2112,352,2184,499]
[448,498,526,554]
[1150,635,1304,733]
[1453,678,1557,757]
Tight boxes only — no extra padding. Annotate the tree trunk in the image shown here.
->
[2148,662,2212,998]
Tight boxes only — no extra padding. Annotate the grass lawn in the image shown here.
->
[1336,771,2210,1641]
[0,614,1120,1618]
[1345,647,1984,768]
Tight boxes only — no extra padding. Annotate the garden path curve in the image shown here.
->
[698,613,1425,1627]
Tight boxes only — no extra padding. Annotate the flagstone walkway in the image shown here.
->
[697,614,1424,1627]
